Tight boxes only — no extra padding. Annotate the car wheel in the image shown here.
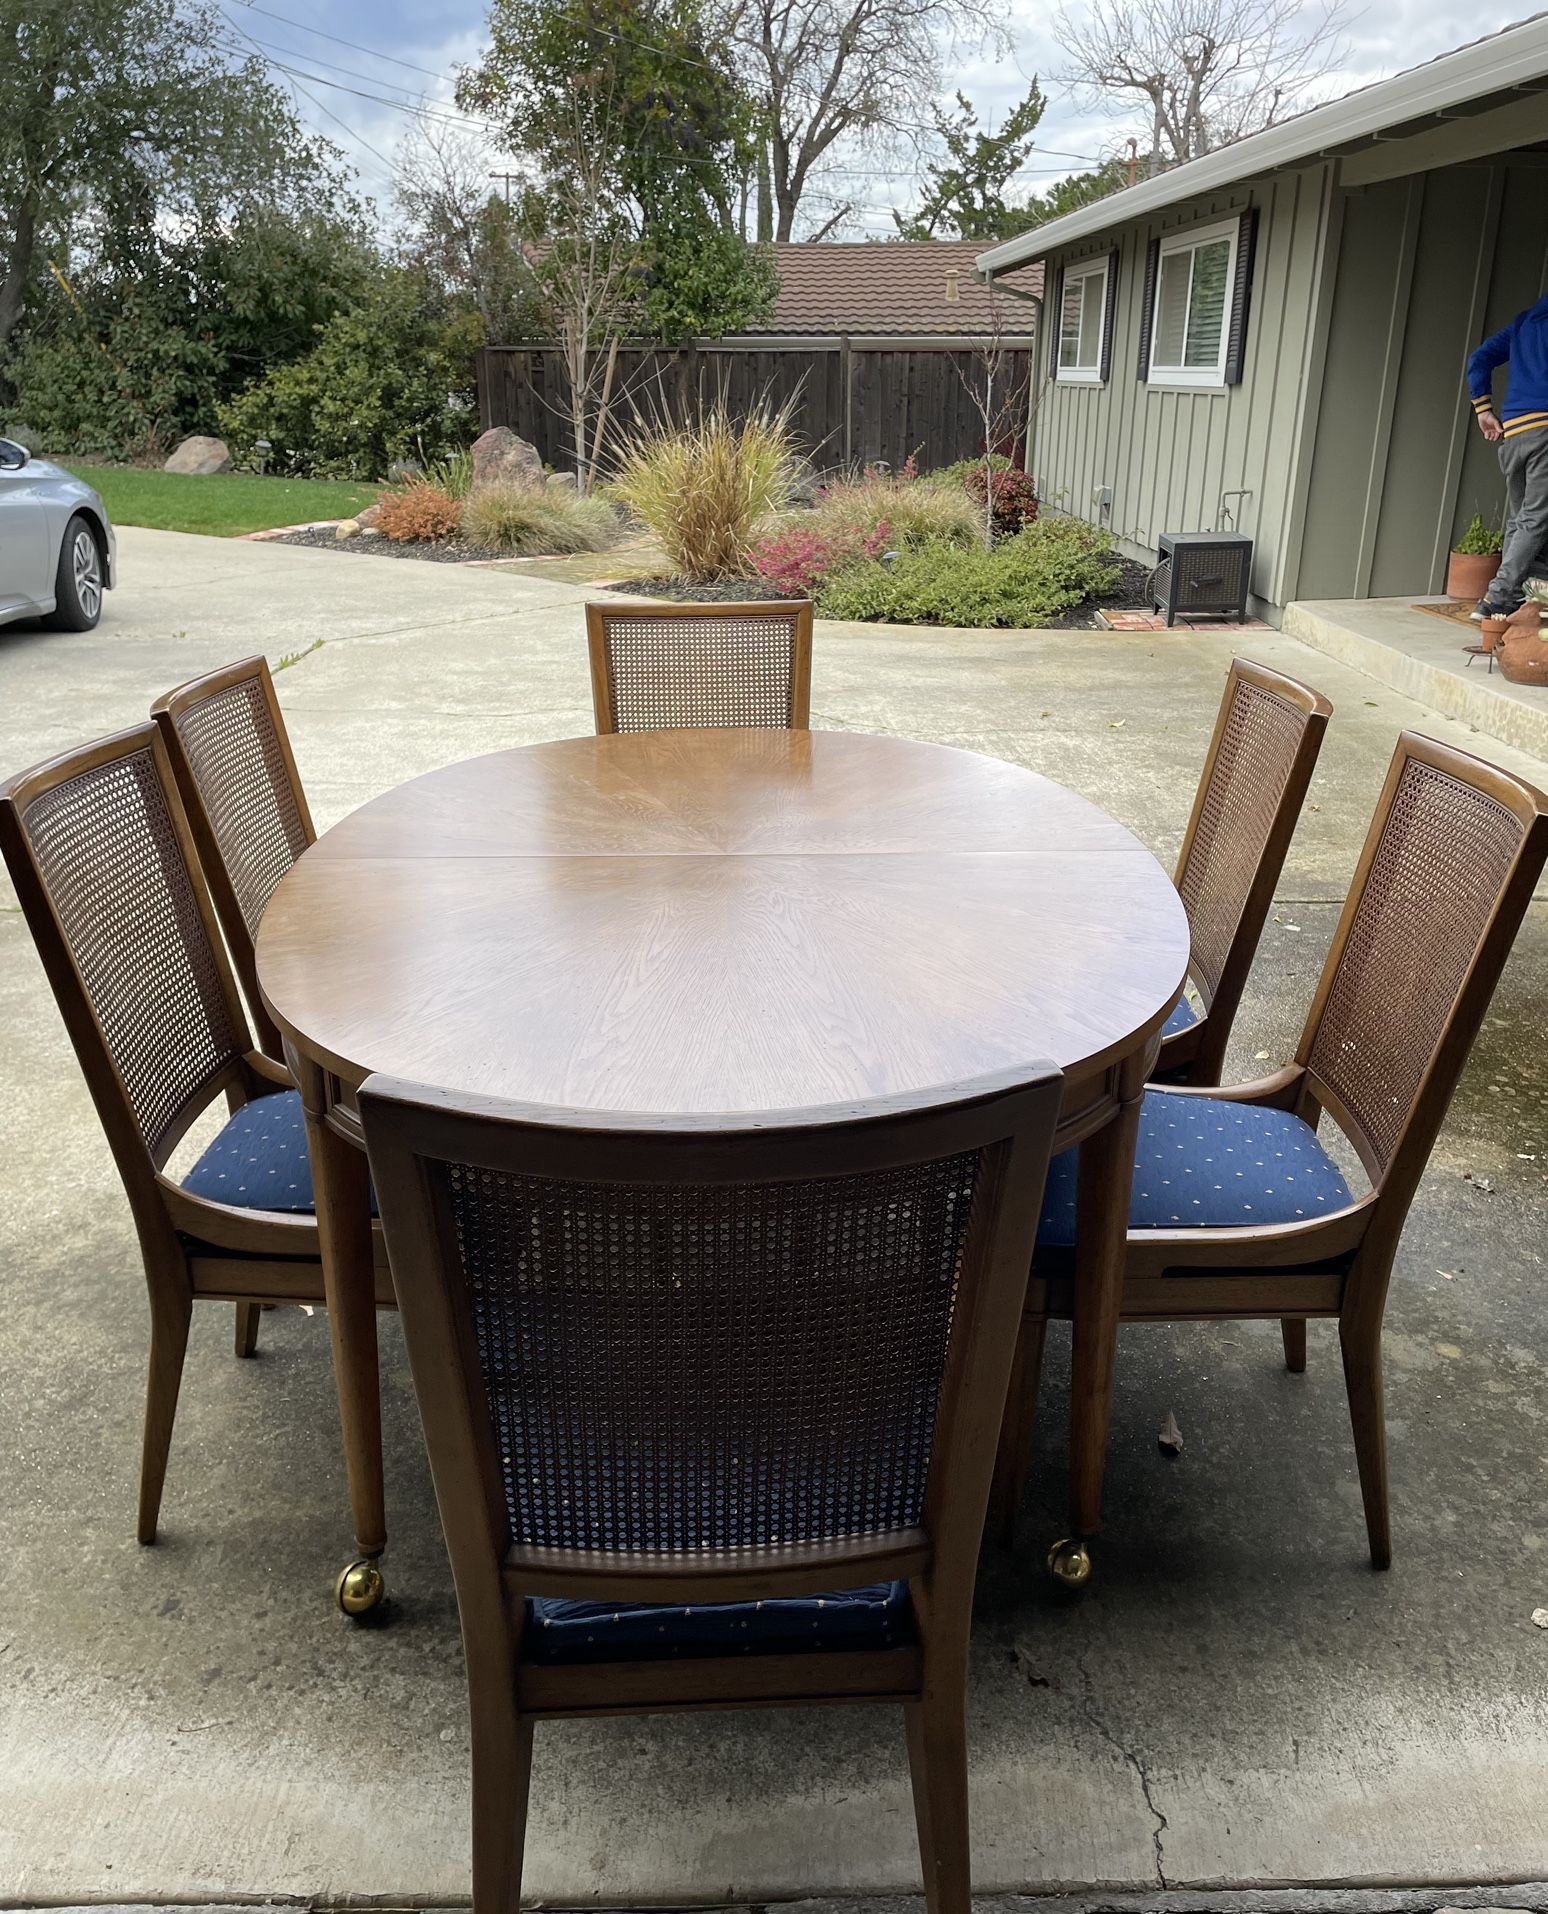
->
[43,515,105,631]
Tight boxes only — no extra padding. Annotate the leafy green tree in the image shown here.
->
[459,0,776,340]
[895,84,1047,240]
[1016,156,1130,227]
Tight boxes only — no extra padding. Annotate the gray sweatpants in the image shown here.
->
[1496,426,1548,599]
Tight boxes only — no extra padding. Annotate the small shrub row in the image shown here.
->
[813,519,1121,628]
[373,476,620,556]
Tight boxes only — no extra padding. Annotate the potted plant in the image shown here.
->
[1498,579,1548,687]
[1446,512,1504,601]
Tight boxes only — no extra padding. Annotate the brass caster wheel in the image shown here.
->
[1046,1537,1092,1591]
[335,1557,386,1617]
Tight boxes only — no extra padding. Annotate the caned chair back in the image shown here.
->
[151,656,314,1057]
[1171,659,1330,1077]
[586,600,813,734]
[360,1069,1061,1612]
[1299,732,1548,1193]
[0,726,252,1180]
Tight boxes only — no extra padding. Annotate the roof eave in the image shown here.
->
[975,11,1548,275]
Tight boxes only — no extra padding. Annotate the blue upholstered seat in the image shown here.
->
[1162,995,1199,1037]
[182,1089,376,1215]
[1039,1090,1353,1246]
[524,1581,914,1665]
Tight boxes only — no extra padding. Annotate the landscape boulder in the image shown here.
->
[335,518,361,540]
[471,426,544,491]
[163,435,231,476]
[357,502,382,529]
[546,470,577,490]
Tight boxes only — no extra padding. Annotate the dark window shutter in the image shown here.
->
[1136,236,1160,381]
[1224,208,1260,386]
[1098,249,1120,383]
[1047,266,1065,381]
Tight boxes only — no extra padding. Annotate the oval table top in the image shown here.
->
[257,728,1190,1116]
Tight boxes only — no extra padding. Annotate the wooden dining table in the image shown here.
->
[256,726,1190,1610]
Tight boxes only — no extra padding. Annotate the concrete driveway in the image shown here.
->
[2,528,1547,1903]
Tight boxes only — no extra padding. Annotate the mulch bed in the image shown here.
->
[273,525,497,564]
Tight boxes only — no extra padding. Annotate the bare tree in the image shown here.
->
[725,0,1009,241]
[1055,0,1355,173]
[393,124,541,342]
[950,287,1033,548]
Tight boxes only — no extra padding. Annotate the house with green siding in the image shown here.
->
[975,15,1548,624]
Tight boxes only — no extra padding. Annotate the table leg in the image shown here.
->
[297,1059,386,1615]
[1051,1058,1146,1589]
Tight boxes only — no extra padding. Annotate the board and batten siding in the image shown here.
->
[1031,165,1334,615]
[1295,155,1548,600]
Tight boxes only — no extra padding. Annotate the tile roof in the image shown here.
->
[742,240,1044,337]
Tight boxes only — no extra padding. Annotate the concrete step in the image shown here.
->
[1283,597,1548,760]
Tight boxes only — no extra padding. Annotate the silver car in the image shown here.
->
[0,439,116,631]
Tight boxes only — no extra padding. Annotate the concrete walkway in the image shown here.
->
[2,530,1547,1903]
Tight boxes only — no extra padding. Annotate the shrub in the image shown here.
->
[923,451,1015,488]
[460,484,621,556]
[814,518,1120,628]
[807,469,979,549]
[219,271,478,479]
[752,520,892,596]
[609,400,799,580]
[375,482,464,543]
[1454,511,1504,556]
[965,464,1039,538]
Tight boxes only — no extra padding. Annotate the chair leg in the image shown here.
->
[138,1294,193,1545]
[469,1687,533,1914]
[1340,1320,1392,1570]
[1280,1319,1307,1373]
[235,1302,261,1358]
[989,1316,1047,1547]
[905,1689,971,1914]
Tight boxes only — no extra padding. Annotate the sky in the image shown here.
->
[219,0,1533,237]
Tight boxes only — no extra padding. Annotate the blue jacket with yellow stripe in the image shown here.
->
[1468,292,1548,439]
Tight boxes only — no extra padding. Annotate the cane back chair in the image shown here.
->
[359,1063,1064,1914]
[586,599,813,734]
[0,724,391,1544]
[993,732,1548,1572]
[1156,658,1332,1086]
[151,655,315,1061]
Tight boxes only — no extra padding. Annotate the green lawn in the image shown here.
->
[63,465,380,537]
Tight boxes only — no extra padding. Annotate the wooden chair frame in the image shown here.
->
[586,598,814,734]
[151,654,315,1061]
[0,723,389,1546]
[359,1064,1064,1914]
[1156,657,1332,1087]
[994,731,1548,1566]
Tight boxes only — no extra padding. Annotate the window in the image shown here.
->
[1148,219,1238,387]
[1056,258,1109,383]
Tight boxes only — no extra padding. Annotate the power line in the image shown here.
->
[222,12,401,189]
[227,0,451,80]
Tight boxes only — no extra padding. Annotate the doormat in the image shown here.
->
[1411,598,1480,627]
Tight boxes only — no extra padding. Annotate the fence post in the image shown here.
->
[840,335,853,468]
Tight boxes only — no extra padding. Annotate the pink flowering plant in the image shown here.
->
[751,519,892,595]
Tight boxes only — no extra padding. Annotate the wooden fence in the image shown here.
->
[475,335,1039,474]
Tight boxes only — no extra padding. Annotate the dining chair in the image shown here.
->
[359,1062,1065,1914]
[0,724,391,1546]
[1156,658,1332,1087]
[991,731,1548,1575]
[151,654,315,1062]
[586,599,813,733]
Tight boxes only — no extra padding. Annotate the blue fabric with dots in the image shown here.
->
[524,1581,914,1664]
[1038,1090,1352,1245]
[182,1089,376,1215]
[1162,996,1199,1036]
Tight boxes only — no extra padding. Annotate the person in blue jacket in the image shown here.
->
[1466,290,1548,618]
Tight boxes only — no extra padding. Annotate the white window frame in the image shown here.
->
[1147,217,1239,390]
[1055,257,1109,385]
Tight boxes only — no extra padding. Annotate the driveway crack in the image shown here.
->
[1074,1644,1169,1887]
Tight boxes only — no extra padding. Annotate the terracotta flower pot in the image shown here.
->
[1480,614,1510,653]
[1498,602,1548,686]
[1446,549,1502,601]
